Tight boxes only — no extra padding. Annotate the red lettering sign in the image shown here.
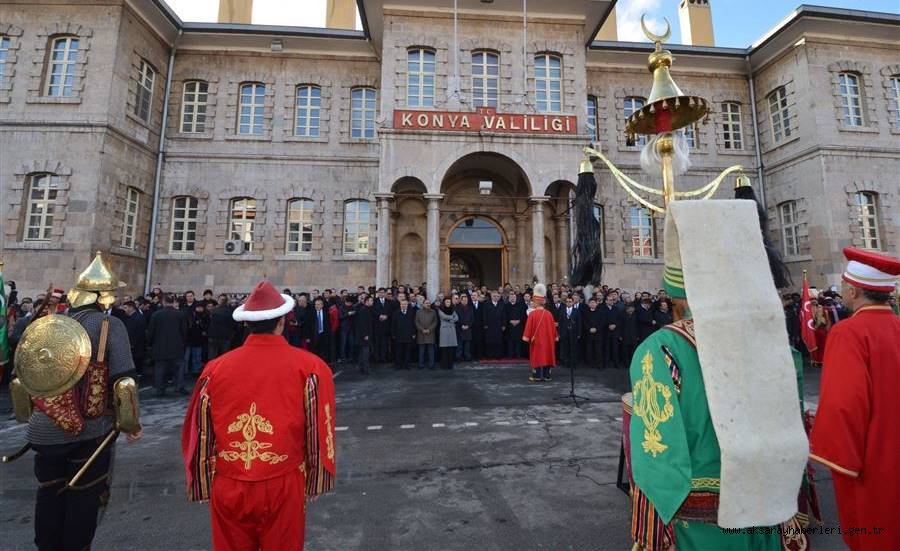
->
[393,108,578,135]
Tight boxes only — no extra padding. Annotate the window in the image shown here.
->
[170,196,199,253]
[779,201,800,257]
[134,60,155,123]
[343,200,371,254]
[448,218,502,245]
[472,51,499,108]
[767,86,792,142]
[230,198,256,252]
[891,76,900,130]
[24,173,59,241]
[682,123,698,149]
[351,87,376,139]
[294,85,321,137]
[630,206,654,258]
[407,48,435,108]
[534,53,562,113]
[854,192,880,250]
[238,83,265,135]
[286,198,314,254]
[624,97,647,146]
[121,187,140,249]
[838,73,863,127]
[45,36,79,97]
[0,36,10,84]
[593,204,605,255]
[181,80,208,133]
[586,95,599,141]
[721,102,743,150]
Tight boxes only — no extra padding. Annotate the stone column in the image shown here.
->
[374,192,394,288]
[515,213,527,285]
[424,193,444,298]
[530,196,549,284]
[554,212,570,283]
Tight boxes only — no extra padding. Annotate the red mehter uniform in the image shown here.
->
[810,248,900,551]
[522,307,557,369]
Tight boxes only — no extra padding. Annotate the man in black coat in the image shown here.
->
[310,297,331,362]
[390,296,416,370]
[621,303,640,367]
[121,300,147,378]
[482,290,506,359]
[372,288,392,363]
[470,290,485,360]
[557,296,582,367]
[146,294,188,396]
[504,293,527,358]
[355,295,374,374]
[207,294,235,361]
[581,297,604,368]
[636,296,656,343]
[600,293,624,369]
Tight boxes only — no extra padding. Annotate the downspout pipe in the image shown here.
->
[145,38,178,295]
[746,54,766,208]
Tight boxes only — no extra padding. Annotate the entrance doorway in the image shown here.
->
[446,217,507,290]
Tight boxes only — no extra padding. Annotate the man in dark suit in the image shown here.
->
[147,294,188,396]
[482,290,506,359]
[581,297,604,368]
[355,295,374,374]
[470,290,484,360]
[636,295,656,343]
[391,296,416,370]
[121,300,147,378]
[557,296,581,367]
[310,297,331,362]
[601,292,624,369]
[372,288,392,363]
[504,292,527,358]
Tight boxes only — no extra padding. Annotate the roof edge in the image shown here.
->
[589,40,748,57]
[585,0,618,49]
[180,22,367,40]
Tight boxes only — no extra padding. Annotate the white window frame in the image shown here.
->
[586,95,599,141]
[343,200,371,254]
[286,198,314,254]
[230,198,256,252]
[630,206,654,258]
[768,86,792,143]
[134,59,155,123]
[472,51,499,108]
[624,97,647,146]
[238,83,265,135]
[0,36,10,85]
[407,48,435,108]
[181,80,208,133]
[838,72,864,127]
[121,186,140,250]
[45,36,79,97]
[682,123,698,149]
[534,53,562,113]
[170,196,199,253]
[779,201,800,257]
[854,192,880,250]
[593,203,605,255]
[24,173,59,241]
[721,102,743,150]
[294,85,321,137]
[891,76,900,130]
[351,87,376,139]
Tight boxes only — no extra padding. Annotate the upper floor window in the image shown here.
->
[890,75,900,130]
[343,199,371,254]
[593,203,605,255]
[295,85,321,137]
[682,123,698,149]
[230,198,256,252]
[121,186,140,250]
[838,72,864,127]
[351,87,376,139]
[853,192,880,250]
[24,173,59,241]
[534,53,561,113]
[45,36,78,97]
[624,97,646,146]
[407,48,435,108]
[170,196,199,253]
[472,51,499,108]
[134,60,155,123]
[586,95,599,141]
[0,36,10,84]
[286,198,314,254]
[181,80,208,133]
[238,83,265,135]
[779,200,800,257]
[767,86,792,143]
[721,102,743,150]
[630,206,654,258]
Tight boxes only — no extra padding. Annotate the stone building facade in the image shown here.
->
[0,0,897,297]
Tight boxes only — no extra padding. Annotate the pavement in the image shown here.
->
[0,361,845,550]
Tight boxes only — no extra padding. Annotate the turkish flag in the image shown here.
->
[800,276,817,353]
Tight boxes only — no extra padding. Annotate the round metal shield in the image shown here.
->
[14,315,92,398]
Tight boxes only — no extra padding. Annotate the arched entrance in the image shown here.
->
[446,216,507,290]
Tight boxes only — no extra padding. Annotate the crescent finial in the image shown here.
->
[641,15,671,44]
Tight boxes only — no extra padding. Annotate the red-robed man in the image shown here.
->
[522,283,558,382]
[182,280,336,550]
[810,248,899,551]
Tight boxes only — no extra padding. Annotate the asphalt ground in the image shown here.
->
[0,361,845,550]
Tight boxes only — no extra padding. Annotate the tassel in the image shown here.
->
[735,184,793,289]
[570,168,603,286]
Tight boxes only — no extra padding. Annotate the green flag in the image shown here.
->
[0,267,7,366]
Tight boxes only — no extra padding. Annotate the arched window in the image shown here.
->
[295,85,321,137]
[350,87,376,139]
[534,53,562,112]
[853,192,880,250]
[630,206,654,258]
[586,95,599,141]
[286,198,314,254]
[767,86,792,142]
[407,48,435,108]
[472,51,499,108]
[238,82,265,135]
[779,200,800,256]
[24,173,60,241]
[890,75,900,130]
[230,197,256,252]
[343,199,371,254]
[721,102,743,150]
[170,196,199,253]
[134,59,156,123]
[121,186,140,250]
[838,72,863,126]
[448,218,502,245]
[624,97,646,146]
[181,80,209,133]
[45,36,79,97]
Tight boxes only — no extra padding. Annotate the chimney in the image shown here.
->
[595,6,618,41]
[326,0,357,29]
[218,0,253,24]
[678,0,714,47]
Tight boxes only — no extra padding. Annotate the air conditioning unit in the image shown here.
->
[224,239,244,255]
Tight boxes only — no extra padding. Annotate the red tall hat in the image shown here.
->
[232,280,294,322]
[841,247,900,293]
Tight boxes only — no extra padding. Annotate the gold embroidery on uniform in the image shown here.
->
[690,477,720,489]
[218,402,288,470]
[633,351,674,457]
[324,403,335,461]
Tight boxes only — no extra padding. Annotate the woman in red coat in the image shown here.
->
[522,284,558,382]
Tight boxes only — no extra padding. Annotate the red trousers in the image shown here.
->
[211,470,306,551]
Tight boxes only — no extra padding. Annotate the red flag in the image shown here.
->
[800,273,817,353]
